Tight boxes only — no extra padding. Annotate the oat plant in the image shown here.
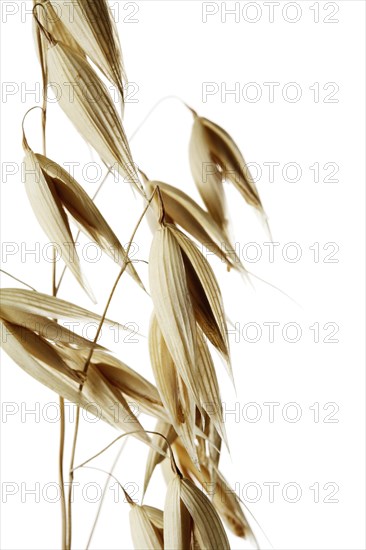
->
[1,1,274,548]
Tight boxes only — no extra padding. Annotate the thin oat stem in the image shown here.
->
[52,246,67,550]
[33,10,48,155]
[247,270,301,308]
[34,15,68,543]
[0,270,36,291]
[56,124,151,548]
[58,397,67,550]
[66,408,79,550]
[81,191,157,381]
[73,430,180,477]
[33,4,56,45]
[78,466,134,506]
[85,440,128,550]
[129,95,195,141]
[37,14,68,541]
[21,106,44,151]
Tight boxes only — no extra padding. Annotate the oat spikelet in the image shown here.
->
[173,439,257,543]
[165,475,230,550]
[23,143,94,301]
[190,114,271,237]
[149,315,197,461]
[46,41,138,186]
[149,224,199,406]
[129,504,164,550]
[87,350,167,421]
[53,0,127,106]
[33,0,85,59]
[170,225,232,377]
[164,475,192,550]
[145,178,242,270]
[36,154,145,291]
[0,319,83,386]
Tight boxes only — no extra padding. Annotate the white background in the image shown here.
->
[0,1,365,549]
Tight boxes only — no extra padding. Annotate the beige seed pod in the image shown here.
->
[143,505,164,531]
[53,0,127,106]
[36,153,145,291]
[149,315,197,462]
[23,145,94,301]
[172,440,256,543]
[129,504,164,550]
[33,0,85,58]
[0,319,82,386]
[165,475,231,550]
[145,178,242,270]
[149,224,199,404]
[86,349,167,422]
[46,41,138,187]
[190,115,271,238]
[164,475,192,550]
[170,224,232,377]
[0,288,150,440]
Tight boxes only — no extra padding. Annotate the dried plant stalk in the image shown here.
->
[0,2,276,548]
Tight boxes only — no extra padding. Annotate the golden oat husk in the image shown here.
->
[46,41,138,186]
[149,315,197,461]
[129,504,164,550]
[149,224,200,407]
[170,224,232,378]
[164,475,192,550]
[145,178,242,270]
[0,320,83,385]
[53,0,127,105]
[173,440,256,542]
[23,144,94,301]
[33,0,85,58]
[165,475,231,550]
[190,115,270,237]
[0,288,117,327]
[195,329,227,444]
[87,349,167,421]
[36,154,145,291]
[143,505,164,530]
[1,321,147,439]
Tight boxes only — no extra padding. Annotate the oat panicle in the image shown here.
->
[1,2,277,547]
